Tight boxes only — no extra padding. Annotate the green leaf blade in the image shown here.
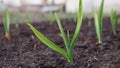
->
[94,11,102,43]
[98,0,104,30]
[71,0,83,48]
[3,8,10,34]
[94,0,104,44]
[27,23,69,61]
[110,9,117,35]
[54,13,73,63]
[54,13,69,50]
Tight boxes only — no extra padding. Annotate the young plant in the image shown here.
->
[3,8,10,40]
[23,13,32,24]
[27,0,83,63]
[14,12,20,28]
[65,13,77,22]
[47,13,56,24]
[94,0,104,44]
[110,9,117,35]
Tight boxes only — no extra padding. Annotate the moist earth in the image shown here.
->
[0,17,120,68]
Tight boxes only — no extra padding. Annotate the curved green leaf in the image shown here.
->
[71,0,83,48]
[27,23,69,61]
[54,13,68,50]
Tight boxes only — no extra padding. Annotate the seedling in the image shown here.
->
[27,0,83,63]
[83,14,92,27]
[3,8,10,40]
[47,13,56,24]
[65,13,77,22]
[94,0,104,44]
[23,13,32,24]
[110,9,117,35]
[14,12,20,28]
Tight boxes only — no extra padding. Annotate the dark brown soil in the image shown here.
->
[0,17,120,68]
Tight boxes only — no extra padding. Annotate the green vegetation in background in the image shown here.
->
[3,8,10,40]
[47,13,56,24]
[88,19,92,27]
[27,0,83,63]
[110,9,117,35]
[94,0,104,44]
[23,13,32,23]
[13,12,20,28]
[85,14,92,27]
[39,12,44,17]
[65,13,77,21]
[117,18,120,24]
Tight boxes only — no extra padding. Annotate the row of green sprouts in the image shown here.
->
[3,0,118,63]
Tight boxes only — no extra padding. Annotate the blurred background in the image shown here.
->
[0,0,120,23]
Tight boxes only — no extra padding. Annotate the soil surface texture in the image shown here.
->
[0,17,120,68]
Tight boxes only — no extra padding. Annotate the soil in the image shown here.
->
[0,16,120,68]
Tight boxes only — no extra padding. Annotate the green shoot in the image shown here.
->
[23,13,32,24]
[3,8,10,40]
[27,0,83,63]
[65,13,77,21]
[47,13,55,24]
[27,23,69,60]
[14,12,20,28]
[94,0,104,44]
[88,18,91,27]
[110,9,117,35]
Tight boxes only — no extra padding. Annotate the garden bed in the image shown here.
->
[0,17,120,68]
